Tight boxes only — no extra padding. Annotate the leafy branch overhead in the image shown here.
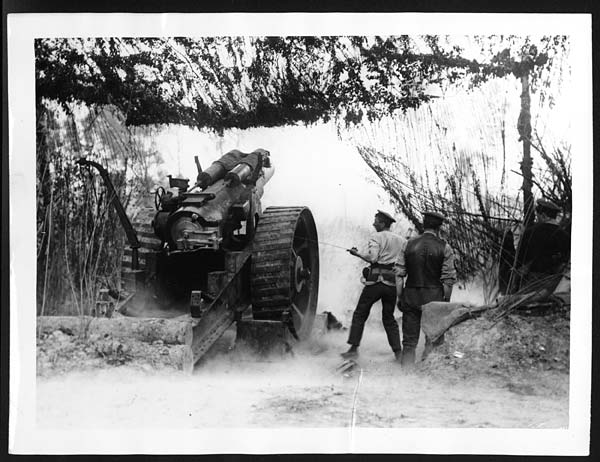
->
[36,36,519,132]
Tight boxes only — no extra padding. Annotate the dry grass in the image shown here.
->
[36,103,160,315]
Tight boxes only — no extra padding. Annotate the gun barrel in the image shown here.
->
[197,162,227,189]
[225,163,253,186]
[254,165,275,200]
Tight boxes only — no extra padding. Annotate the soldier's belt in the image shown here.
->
[370,263,395,270]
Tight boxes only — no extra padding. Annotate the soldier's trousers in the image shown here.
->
[399,286,444,352]
[347,283,401,352]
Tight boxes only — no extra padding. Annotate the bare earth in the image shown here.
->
[36,317,569,429]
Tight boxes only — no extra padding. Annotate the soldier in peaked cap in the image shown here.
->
[394,210,456,367]
[376,209,396,223]
[341,210,405,361]
[536,198,562,215]
[423,211,445,221]
[512,198,570,293]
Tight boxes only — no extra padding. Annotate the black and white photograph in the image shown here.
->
[7,12,592,455]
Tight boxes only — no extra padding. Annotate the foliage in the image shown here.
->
[529,138,572,221]
[472,35,569,104]
[36,102,159,315]
[357,133,571,300]
[343,35,571,297]
[36,36,496,133]
[349,67,571,300]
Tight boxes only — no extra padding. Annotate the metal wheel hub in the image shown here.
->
[294,255,311,292]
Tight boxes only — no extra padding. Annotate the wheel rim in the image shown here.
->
[288,210,319,337]
[251,207,319,339]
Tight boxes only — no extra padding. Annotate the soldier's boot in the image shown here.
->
[401,348,416,368]
[341,345,359,359]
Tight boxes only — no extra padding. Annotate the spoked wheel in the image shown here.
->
[251,207,319,339]
[154,186,166,210]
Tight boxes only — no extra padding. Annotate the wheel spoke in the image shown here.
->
[294,239,309,254]
[290,302,304,320]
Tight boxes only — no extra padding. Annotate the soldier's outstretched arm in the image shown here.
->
[348,234,381,264]
[348,247,374,264]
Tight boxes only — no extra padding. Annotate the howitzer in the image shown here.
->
[77,149,320,367]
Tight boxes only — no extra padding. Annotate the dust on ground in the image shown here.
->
[36,306,569,429]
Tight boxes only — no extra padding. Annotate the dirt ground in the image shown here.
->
[36,308,569,429]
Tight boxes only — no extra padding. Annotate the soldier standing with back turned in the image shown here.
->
[395,211,456,367]
[341,210,405,361]
[513,198,570,294]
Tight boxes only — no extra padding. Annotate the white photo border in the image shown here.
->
[8,12,593,455]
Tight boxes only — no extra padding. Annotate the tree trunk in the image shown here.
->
[519,72,534,227]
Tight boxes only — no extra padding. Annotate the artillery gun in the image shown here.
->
[75,149,319,367]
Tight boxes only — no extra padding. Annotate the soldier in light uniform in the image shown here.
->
[341,210,405,361]
[395,211,456,367]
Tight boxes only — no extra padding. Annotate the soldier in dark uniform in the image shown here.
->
[513,198,570,293]
[395,211,456,367]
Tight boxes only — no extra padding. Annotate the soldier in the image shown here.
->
[513,198,570,293]
[341,210,405,361]
[395,211,456,367]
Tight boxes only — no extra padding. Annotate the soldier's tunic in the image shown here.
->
[514,221,570,292]
[395,231,456,357]
[347,230,405,352]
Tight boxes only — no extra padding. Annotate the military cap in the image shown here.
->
[423,210,446,221]
[376,210,396,223]
[536,198,561,212]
